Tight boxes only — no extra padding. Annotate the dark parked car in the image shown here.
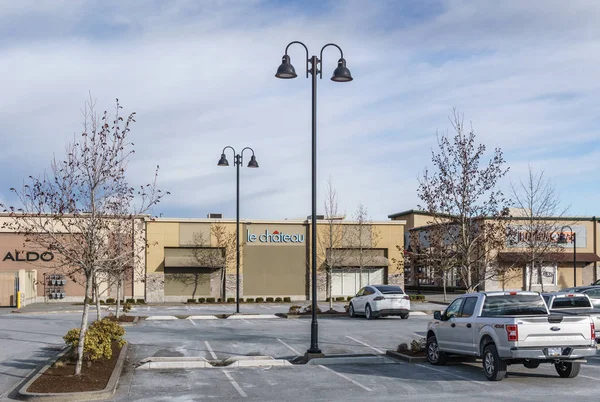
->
[559,286,600,309]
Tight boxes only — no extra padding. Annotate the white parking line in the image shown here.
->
[346,336,384,354]
[222,370,247,398]
[415,364,490,386]
[318,365,372,392]
[277,338,300,356]
[580,374,600,381]
[205,341,217,359]
[258,304,270,310]
[189,318,197,326]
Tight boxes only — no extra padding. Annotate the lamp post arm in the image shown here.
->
[285,41,310,78]
[240,147,255,165]
[318,43,344,79]
[221,146,237,157]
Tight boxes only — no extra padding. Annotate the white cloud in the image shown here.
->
[0,0,599,221]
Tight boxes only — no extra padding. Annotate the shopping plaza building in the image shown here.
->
[3,208,600,306]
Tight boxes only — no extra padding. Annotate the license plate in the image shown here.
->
[547,347,562,357]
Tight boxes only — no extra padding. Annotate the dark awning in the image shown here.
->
[498,252,600,263]
[164,247,224,268]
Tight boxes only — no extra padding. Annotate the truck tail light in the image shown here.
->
[506,324,518,342]
[373,296,384,301]
[592,322,596,341]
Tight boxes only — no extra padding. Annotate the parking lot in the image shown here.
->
[1,305,600,401]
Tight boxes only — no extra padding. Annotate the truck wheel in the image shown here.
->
[482,344,507,381]
[400,313,409,320]
[426,336,447,366]
[349,303,356,318]
[365,304,375,320]
[555,361,581,378]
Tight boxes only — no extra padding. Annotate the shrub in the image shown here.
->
[63,318,126,361]
[136,299,146,304]
[283,297,291,303]
[410,338,426,353]
[122,302,132,313]
[302,305,322,314]
[106,298,115,304]
[206,297,216,303]
[187,298,197,304]
[255,297,264,303]
[288,305,302,315]
[99,300,105,305]
[325,297,331,302]
[227,297,235,303]
[126,298,136,304]
[275,297,282,302]
[217,298,222,303]
[246,298,255,303]
[335,296,345,302]
[197,297,206,303]
[397,343,409,352]
[238,298,244,303]
[409,294,425,301]
[347,296,353,302]
[119,300,125,305]
[266,297,274,303]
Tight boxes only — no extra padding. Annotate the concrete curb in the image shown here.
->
[118,316,140,327]
[18,343,128,401]
[144,315,179,320]
[307,355,395,365]
[136,355,291,369]
[227,314,280,319]
[385,350,427,363]
[187,315,219,320]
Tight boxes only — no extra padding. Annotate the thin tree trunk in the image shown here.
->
[93,274,101,321]
[442,274,447,302]
[327,267,333,310]
[116,276,121,319]
[75,272,93,376]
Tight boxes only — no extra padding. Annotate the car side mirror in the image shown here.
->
[433,311,442,320]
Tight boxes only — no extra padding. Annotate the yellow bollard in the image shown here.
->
[16,291,21,309]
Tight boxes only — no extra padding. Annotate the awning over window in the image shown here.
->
[498,252,600,263]
[327,249,389,267]
[164,247,224,268]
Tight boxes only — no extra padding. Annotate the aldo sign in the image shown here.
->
[2,250,55,263]
[247,229,305,244]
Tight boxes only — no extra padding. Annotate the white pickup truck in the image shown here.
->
[426,291,597,381]
[542,292,600,342]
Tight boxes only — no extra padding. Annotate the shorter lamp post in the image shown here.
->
[217,146,259,314]
[557,225,577,287]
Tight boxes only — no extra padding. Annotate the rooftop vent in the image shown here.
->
[207,213,223,219]
[307,215,325,220]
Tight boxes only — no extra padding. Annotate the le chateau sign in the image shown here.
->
[2,251,55,263]
[247,229,305,244]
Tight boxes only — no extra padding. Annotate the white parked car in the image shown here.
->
[348,285,411,319]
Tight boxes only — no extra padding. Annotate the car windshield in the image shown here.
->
[374,285,404,294]
[481,295,548,316]
[552,297,591,308]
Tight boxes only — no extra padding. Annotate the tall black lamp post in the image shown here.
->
[217,146,259,314]
[275,41,353,356]
[557,225,577,287]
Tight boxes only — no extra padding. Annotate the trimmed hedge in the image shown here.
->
[198,297,206,303]
[266,297,274,302]
[347,296,353,302]
[409,294,426,301]
[207,297,216,303]
[283,297,291,303]
[246,298,255,303]
[227,297,235,303]
[106,298,115,304]
[187,298,196,303]
[275,297,282,302]
[255,297,264,303]
[136,299,146,304]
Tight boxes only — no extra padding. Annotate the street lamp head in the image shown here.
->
[331,58,353,82]
[247,155,259,168]
[217,154,229,167]
[275,54,297,79]
[557,232,568,244]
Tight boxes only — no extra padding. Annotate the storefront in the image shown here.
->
[145,217,406,302]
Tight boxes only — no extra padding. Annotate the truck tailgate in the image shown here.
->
[513,315,593,347]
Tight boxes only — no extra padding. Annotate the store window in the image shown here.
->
[525,264,557,286]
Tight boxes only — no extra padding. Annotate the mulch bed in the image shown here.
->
[26,342,122,393]
[105,314,136,323]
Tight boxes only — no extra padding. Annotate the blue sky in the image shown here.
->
[0,0,598,221]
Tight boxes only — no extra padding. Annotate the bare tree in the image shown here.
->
[2,97,166,375]
[211,222,240,300]
[418,109,509,292]
[508,166,569,291]
[344,202,382,288]
[318,177,346,310]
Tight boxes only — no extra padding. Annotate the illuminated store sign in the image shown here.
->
[2,251,55,262]
[247,229,305,243]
